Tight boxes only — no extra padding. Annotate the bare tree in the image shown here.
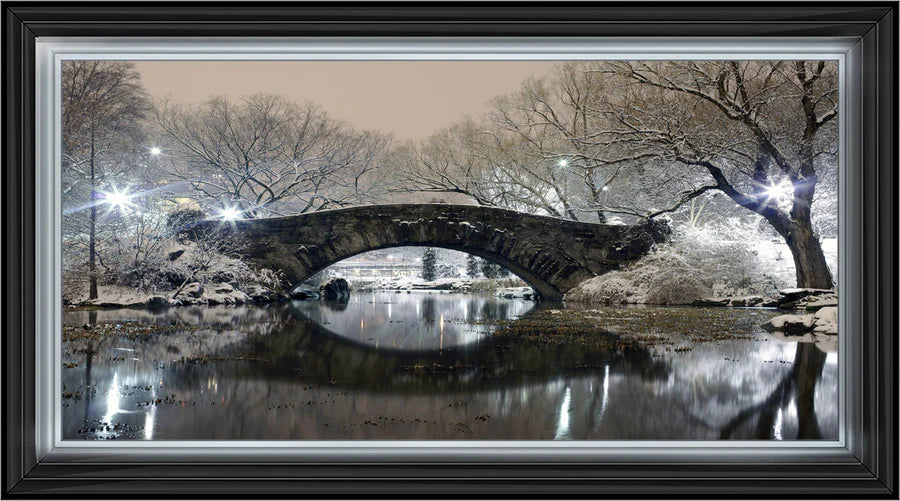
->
[398,61,838,289]
[155,93,392,217]
[62,61,150,299]
[597,61,838,288]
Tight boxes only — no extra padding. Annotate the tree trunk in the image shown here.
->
[782,221,834,289]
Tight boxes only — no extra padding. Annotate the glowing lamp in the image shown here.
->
[220,207,242,221]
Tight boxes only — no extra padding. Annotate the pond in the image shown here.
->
[61,292,838,440]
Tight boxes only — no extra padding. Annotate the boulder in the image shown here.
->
[761,306,838,336]
[203,282,249,305]
[728,296,764,307]
[775,288,833,309]
[181,282,204,298]
[245,285,280,304]
[210,271,236,284]
[690,297,731,307]
[812,306,838,335]
[320,277,351,302]
[146,296,171,308]
[493,287,536,300]
[289,287,320,300]
[761,313,816,335]
[805,293,838,311]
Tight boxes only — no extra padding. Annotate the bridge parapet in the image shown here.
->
[196,204,669,300]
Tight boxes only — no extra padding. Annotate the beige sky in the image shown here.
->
[134,61,560,140]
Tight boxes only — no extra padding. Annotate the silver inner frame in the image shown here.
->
[34,37,859,462]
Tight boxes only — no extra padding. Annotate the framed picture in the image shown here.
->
[3,2,896,498]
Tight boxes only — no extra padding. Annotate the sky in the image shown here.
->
[133,61,560,140]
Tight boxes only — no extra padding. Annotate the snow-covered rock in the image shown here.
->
[181,282,204,298]
[762,313,816,335]
[245,285,283,304]
[812,306,838,335]
[493,287,536,300]
[203,282,249,305]
[805,293,838,311]
[762,306,837,336]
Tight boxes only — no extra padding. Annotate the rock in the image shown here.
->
[691,297,731,307]
[761,313,816,335]
[812,306,838,335]
[320,277,351,302]
[493,287,536,300]
[204,285,248,305]
[246,285,280,304]
[210,271,236,284]
[181,282,203,298]
[289,287,319,300]
[761,296,783,307]
[167,249,185,261]
[146,296,171,308]
[729,296,764,307]
[775,288,833,309]
[805,293,838,311]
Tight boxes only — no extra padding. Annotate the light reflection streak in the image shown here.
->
[554,387,572,440]
[773,407,784,440]
[595,365,610,429]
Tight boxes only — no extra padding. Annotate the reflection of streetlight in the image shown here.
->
[387,254,395,279]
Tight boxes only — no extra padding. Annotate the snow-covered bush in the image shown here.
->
[567,217,792,305]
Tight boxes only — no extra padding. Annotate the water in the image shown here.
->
[61,292,837,440]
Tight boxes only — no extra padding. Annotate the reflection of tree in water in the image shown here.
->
[420,297,436,325]
[480,300,509,321]
[322,301,349,312]
[718,343,828,439]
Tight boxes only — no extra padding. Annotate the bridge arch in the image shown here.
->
[201,204,668,300]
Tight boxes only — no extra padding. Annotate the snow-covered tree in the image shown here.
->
[481,260,500,279]
[62,61,151,299]
[155,93,392,218]
[421,248,437,281]
[396,60,838,289]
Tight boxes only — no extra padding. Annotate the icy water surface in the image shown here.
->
[61,292,837,440]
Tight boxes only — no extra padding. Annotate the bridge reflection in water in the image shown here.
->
[61,293,837,440]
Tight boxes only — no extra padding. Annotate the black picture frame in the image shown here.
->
[2,2,896,498]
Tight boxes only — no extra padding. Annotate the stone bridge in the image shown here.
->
[199,204,668,300]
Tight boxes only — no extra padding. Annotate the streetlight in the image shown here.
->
[219,207,242,221]
[601,186,609,192]
[101,186,133,211]
[557,159,569,168]
[149,147,162,156]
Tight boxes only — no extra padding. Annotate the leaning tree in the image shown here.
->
[597,61,838,289]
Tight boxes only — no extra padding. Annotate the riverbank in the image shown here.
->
[66,276,539,311]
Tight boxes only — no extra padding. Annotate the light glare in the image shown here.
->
[102,187,132,209]
[150,147,162,156]
[220,207,242,221]
[557,159,568,168]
